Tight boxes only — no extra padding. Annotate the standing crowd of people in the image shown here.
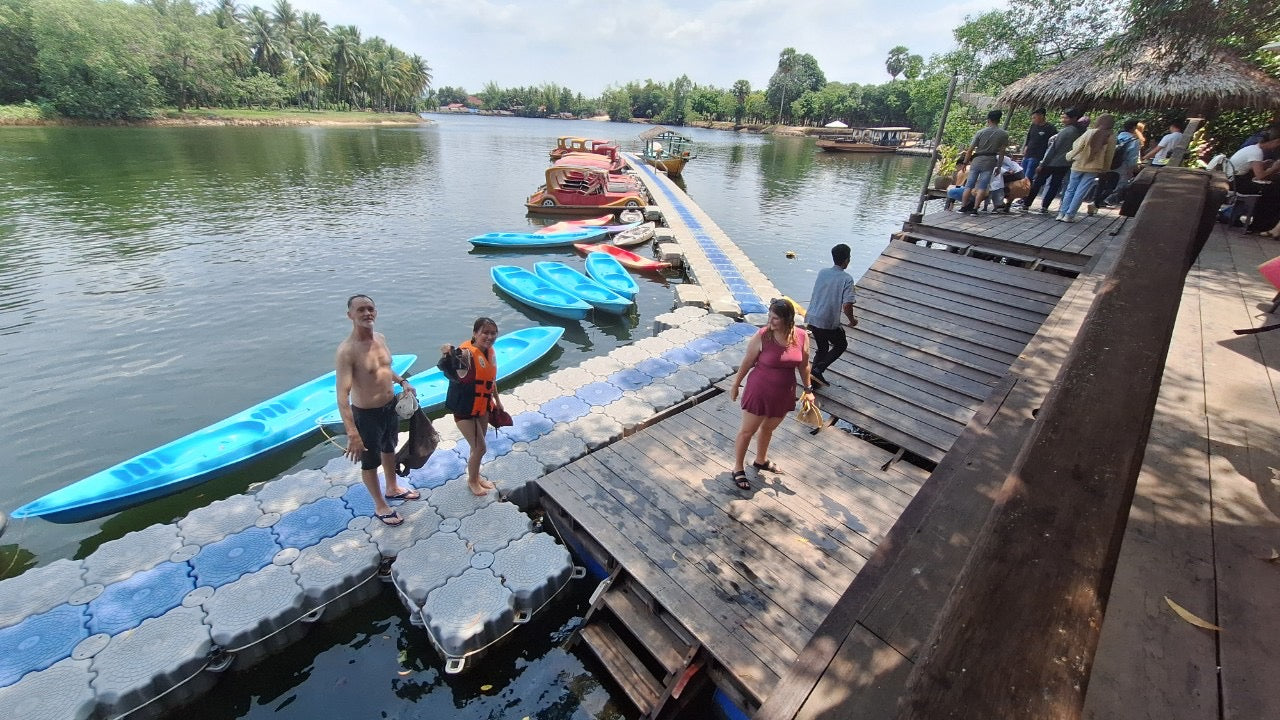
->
[947,107,1194,222]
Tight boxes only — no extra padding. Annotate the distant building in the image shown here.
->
[440,103,466,112]
[466,95,484,108]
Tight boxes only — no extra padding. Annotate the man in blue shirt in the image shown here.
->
[807,243,858,387]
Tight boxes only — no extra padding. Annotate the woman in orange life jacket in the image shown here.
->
[439,317,504,496]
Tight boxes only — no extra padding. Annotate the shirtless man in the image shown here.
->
[336,294,418,526]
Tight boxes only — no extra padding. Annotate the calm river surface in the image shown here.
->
[0,115,929,717]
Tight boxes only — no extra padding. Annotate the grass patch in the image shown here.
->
[0,102,45,124]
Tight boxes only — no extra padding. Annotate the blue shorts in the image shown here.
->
[963,168,995,192]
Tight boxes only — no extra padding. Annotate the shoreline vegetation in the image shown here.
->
[0,104,828,136]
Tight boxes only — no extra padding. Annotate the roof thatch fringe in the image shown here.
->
[638,125,690,141]
[998,42,1280,113]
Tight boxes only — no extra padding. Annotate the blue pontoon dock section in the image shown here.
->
[0,306,758,718]
[625,152,778,315]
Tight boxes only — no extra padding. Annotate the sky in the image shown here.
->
[282,0,996,95]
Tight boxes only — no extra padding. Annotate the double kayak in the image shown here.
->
[470,228,608,248]
[316,326,564,427]
[11,355,418,523]
[574,243,672,271]
[585,252,640,300]
[535,262,633,314]
[492,265,593,320]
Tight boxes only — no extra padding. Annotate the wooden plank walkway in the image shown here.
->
[902,207,1125,268]
[536,389,930,708]
[818,240,1074,464]
[1083,223,1280,720]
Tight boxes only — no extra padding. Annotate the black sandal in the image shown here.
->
[733,470,750,490]
[752,460,782,474]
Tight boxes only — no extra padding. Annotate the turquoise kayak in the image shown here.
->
[316,326,564,427]
[535,262,633,315]
[469,228,609,248]
[10,355,417,523]
[584,251,640,301]
[492,265,593,320]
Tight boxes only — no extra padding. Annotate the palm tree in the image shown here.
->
[294,50,330,109]
[731,79,750,123]
[247,6,285,75]
[296,12,329,55]
[405,54,433,109]
[271,0,299,45]
[775,48,797,123]
[212,0,240,29]
[329,25,362,107]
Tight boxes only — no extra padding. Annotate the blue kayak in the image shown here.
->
[492,265,593,320]
[585,251,640,301]
[315,326,564,427]
[469,228,609,248]
[11,355,417,523]
[535,262,633,315]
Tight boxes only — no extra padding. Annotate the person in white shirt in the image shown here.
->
[1228,135,1280,193]
[1142,120,1186,166]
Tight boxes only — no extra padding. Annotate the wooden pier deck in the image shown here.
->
[536,387,930,709]
[818,238,1075,464]
[902,206,1123,270]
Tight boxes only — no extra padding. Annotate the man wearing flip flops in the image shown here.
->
[336,294,419,527]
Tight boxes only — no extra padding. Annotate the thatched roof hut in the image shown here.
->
[998,43,1280,113]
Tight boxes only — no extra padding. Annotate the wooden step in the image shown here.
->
[602,585,690,676]
[580,622,663,716]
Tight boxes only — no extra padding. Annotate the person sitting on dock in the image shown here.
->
[336,294,419,527]
[806,244,858,389]
[958,109,1010,215]
[729,299,816,491]
[439,317,503,496]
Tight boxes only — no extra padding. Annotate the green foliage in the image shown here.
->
[766,48,826,123]
[0,100,44,121]
[0,0,40,103]
[885,46,909,81]
[935,144,962,176]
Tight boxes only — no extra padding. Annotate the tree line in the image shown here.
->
[0,0,432,119]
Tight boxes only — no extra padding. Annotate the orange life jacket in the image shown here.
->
[460,340,497,416]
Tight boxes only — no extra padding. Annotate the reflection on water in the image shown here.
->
[0,116,929,718]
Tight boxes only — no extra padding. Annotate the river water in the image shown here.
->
[0,115,929,717]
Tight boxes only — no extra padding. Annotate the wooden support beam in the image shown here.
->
[895,169,1226,719]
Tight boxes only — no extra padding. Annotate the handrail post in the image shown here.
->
[910,73,959,223]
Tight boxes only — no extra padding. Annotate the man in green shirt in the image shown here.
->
[958,110,1010,215]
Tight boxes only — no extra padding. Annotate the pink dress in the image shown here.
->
[741,328,806,418]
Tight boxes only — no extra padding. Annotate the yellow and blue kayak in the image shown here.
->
[11,355,417,523]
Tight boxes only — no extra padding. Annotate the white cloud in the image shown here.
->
[279,0,995,94]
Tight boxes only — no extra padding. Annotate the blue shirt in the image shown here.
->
[807,266,855,330]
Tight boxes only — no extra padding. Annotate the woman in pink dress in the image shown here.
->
[729,299,815,490]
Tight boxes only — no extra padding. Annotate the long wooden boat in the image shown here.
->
[574,243,671,271]
[584,251,640,300]
[469,228,609,248]
[816,126,911,153]
[11,355,418,522]
[638,126,695,176]
[535,262,633,315]
[316,327,564,427]
[492,266,593,320]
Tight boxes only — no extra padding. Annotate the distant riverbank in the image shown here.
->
[0,106,428,127]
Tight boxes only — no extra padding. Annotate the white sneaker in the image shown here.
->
[1012,198,1025,207]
